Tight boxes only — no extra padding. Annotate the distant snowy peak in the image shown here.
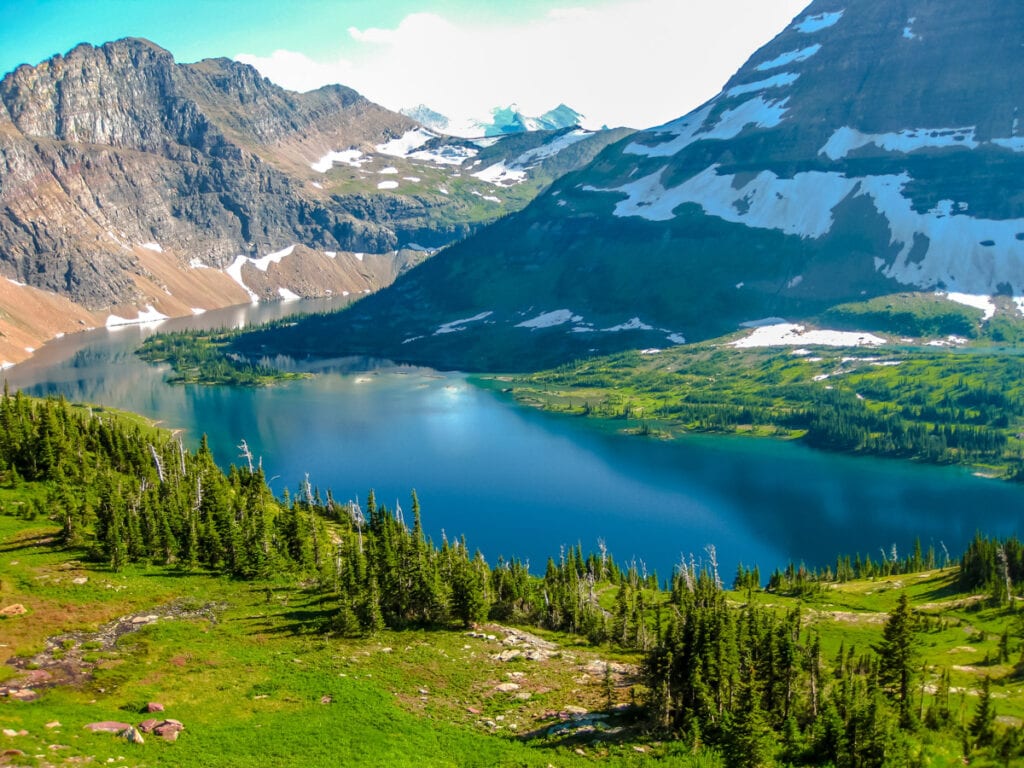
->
[400,104,450,133]
[399,103,587,139]
[477,103,586,137]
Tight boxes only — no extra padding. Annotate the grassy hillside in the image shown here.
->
[3,514,1023,766]
[1,393,1022,766]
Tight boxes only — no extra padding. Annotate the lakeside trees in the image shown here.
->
[3,390,1022,765]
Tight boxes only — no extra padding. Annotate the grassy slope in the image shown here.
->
[486,330,1024,476]
[2,511,1022,767]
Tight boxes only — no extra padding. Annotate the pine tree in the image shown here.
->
[970,676,996,749]
[876,591,918,725]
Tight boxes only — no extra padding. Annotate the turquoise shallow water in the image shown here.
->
[6,299,1022,578]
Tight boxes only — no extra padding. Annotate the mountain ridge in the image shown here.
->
[240,0,1024,370]
[0,37,626,365]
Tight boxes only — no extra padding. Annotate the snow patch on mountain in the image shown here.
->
[473,161,527,186]
[601,318,654,332]
[409,144,478,166]
[311,149,369,172]
[224,245,296,303]
[794,10,844,34]
[376,129,434,156]
[939,291,995,320]
[820,126,978,160]
[377,180,399,190]
[755,44,822,71]
[140,242,163,253]
[278,287,300,301]
[598,164,855,235]
[516,309,581,329]
[733,323,885,348]
[434,311,494,335]
[597,159,1024,294]
[512,129,592,167]
[726,72,800,99]
[625,97,789,158]
[861,175,1024,293]
[106,305,169,328]
[991,136,1024,152]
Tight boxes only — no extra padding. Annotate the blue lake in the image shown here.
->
[6,299,1022,579]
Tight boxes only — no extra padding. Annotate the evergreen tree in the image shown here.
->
[875,592,918,725]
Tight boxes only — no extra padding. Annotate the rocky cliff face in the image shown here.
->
[0,38,629,364]
[0,38,418,316]
[255,0,1024,370]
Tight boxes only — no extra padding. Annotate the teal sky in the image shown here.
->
[0,0,810,129]
[0,0,590,75]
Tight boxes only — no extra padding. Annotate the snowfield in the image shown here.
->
[515,309,581,329]
[794,10,844,33]
[732,323,886,348]
[106,305,169,328]
[940,292,996,320]
[473,161,527,185]
[624,96,790,158]
[820,126,978,160]
[725,72,800,99]
[755,44,822,71]
[595,160,1024,295]
[434,311,493,335]
[311,149,370,172]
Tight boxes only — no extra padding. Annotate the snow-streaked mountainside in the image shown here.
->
[239,0,1024,371]
[401,103,587,138]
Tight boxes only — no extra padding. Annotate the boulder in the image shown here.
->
[0,605,26,617]
[145,702,164,713]
[136,719,160,733]
[119,726,144,744]
[84,721,132,733]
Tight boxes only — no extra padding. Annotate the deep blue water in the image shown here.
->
[6,299,1022,579]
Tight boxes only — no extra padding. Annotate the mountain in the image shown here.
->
[401,104,451,132]
[0,39,626,364]
[239,0,1024,370]
[478,103,587,136]
[402,103,588,138]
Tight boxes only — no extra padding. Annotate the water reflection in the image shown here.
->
[5,299,1023,577]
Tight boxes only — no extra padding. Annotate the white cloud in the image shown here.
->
[236,0,807,131]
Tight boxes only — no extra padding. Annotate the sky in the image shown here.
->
[1,0,810,130]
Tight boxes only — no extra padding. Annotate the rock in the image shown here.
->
[154,720,184,742]
[515,692,532,701]
[44,722,60,729]
[563,705,588,715]
[495,682,520,693]
[417,688,429,695]
[466,707,481,715]
[493,649,522,662]
[0,605,26,617]
[119,726,144,744]
[1,730,19,737]
[320,695,333,704]
[84,722,132,733]
[145,702,164,713]
[71,577,88,585]
[137,719,160,733]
